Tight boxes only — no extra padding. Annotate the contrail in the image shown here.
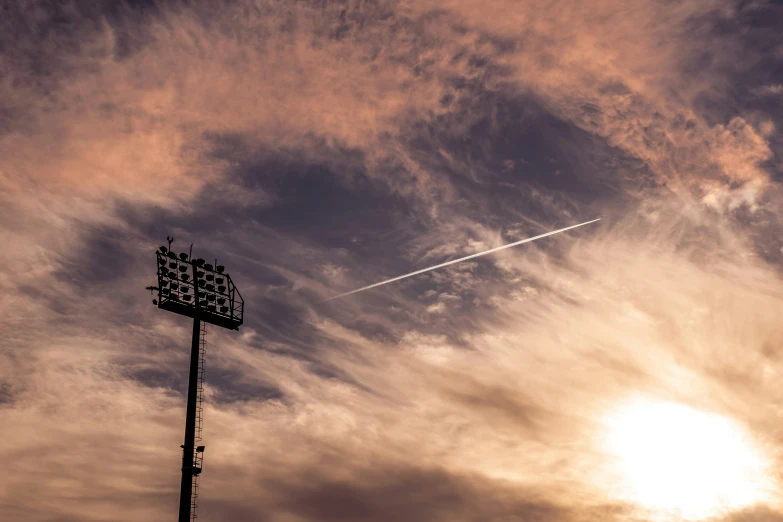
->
[323,218,601,301]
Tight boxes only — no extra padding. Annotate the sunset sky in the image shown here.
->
[2,1,783,521]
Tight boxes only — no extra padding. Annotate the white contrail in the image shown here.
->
[323,218,601,301]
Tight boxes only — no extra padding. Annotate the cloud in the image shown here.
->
[251,464,575,522]
[756,85,783,97]
[1,1,782,521]
[148,213,783,520]
[0,0,511,217]
[413,0,778,209]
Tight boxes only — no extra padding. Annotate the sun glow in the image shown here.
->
[602,399,773,520]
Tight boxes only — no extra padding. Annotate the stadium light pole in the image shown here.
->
[146,237,244,522]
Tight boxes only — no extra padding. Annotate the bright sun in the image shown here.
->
[602,399,773,520]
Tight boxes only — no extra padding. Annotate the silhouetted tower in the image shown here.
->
[146,240,244,522]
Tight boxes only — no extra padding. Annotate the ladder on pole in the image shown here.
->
[191,321,208,521]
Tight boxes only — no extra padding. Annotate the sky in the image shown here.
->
[1,0,783,521]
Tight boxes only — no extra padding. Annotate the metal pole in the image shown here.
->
[179,263,201,522]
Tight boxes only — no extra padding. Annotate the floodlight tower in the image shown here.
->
[146,239,244,522]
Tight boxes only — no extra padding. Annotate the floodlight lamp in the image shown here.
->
[196,446,205,453]
[153,299,158,305]
[150,239,244,341]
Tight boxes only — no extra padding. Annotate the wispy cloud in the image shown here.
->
[1,1,782,521]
